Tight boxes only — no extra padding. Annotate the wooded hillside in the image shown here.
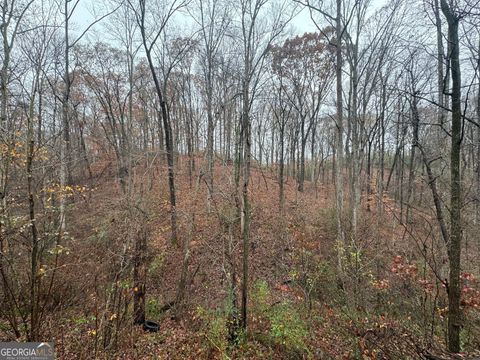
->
[1,0,480,358]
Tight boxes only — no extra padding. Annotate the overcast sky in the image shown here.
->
[72,0,386,44]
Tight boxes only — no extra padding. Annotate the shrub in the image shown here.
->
[269,302,308,353]
[251,280,309,355]
[195,305,231,359]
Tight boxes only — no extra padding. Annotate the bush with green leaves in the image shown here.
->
[268,302,308,352]
[251,280,308,354]
[196,303,231,359]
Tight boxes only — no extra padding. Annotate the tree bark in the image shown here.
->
[334,0,345,280]
[138,2,178,244]
[440,0,462,352]
[133,228,147,325]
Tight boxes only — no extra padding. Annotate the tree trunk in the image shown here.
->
[406,89,419,223]
[279,123,285,210]
[440,0,462,352]
[334,0,345,280]
[139,15,178,245]
[206,63,215,205]
[298,117,306,192]
[133,228,147,325]
[349,47,360,240]
[27,86,40,341]
[476,39,480,225]
[241,80,251,331]
[378,80,386,215]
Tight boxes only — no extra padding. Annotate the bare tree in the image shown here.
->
[194,0,230,204]
[271,31,334,193]
[440,0,462,352]
[128,0,189,244]
[236,0,294,332]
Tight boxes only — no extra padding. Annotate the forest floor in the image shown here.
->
[25,156,480,359]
